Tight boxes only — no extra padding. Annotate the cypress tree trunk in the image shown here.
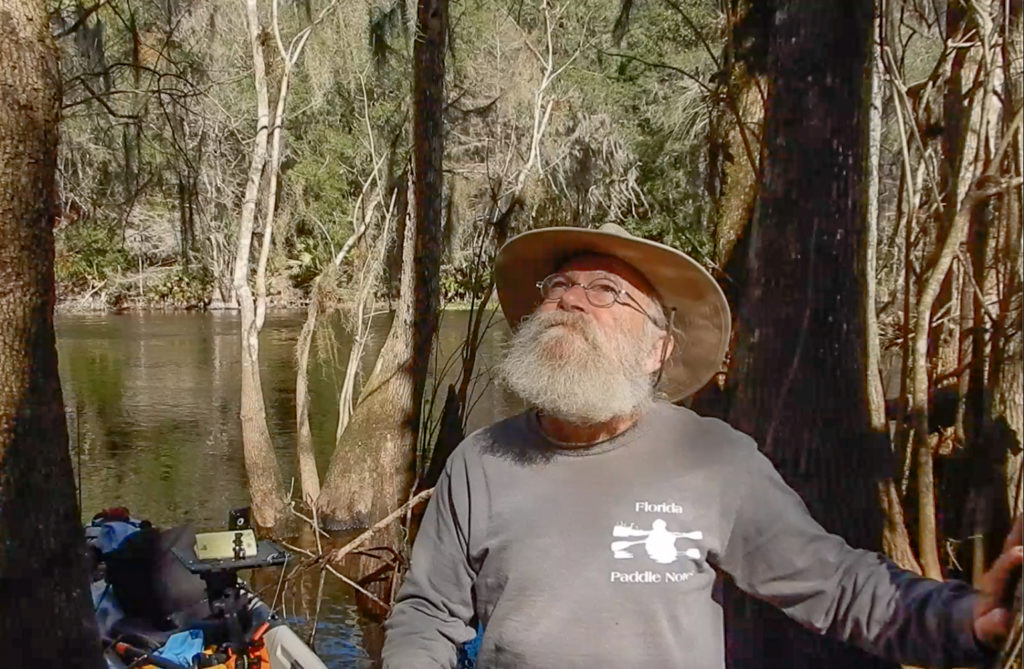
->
[709,0,763,274]
[233,0,287,531]
[317,206,418,528]
[724,3,893,668]
[866,0,919,574]
[0,2,103,665]
[317,0,447,531]
[997,0,1023,524]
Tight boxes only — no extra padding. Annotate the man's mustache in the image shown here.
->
[526,311,604,350]
[532,311,586,329]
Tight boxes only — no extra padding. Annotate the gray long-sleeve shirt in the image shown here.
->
[383,402,990,668]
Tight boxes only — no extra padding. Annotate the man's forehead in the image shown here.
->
[556,254,659,298]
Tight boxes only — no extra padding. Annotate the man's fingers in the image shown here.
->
[974,607,1013,647]
[1002,515,1023,553]
[981,545,1023,599]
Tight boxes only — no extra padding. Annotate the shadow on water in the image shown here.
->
[57,309,518,667]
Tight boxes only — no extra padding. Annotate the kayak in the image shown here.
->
[92,580,326,669]
[87,509,327,669]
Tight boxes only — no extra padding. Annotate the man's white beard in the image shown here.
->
[498,310,659,426]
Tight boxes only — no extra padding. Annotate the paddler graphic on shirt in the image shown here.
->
[611,519,703,564]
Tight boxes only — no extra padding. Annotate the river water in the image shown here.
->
[56,310,518,667]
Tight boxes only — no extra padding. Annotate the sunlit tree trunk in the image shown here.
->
[962,0,1009,578]
[905,0,966,579]
[866,0,920,573]
[233,0,286,531]
[317,0,447,533]
[294,299,323,509]
[954,0,1021,592]
[997,0,1023,523]
[317,211,417,528]
[902,0,1019,582]
[294,227,371,510]
[691,0,764,420]
[723,3,893,668]
[708,0,762,273]
[0,2,103,665]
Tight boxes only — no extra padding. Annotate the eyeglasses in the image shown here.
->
[536,273,667,329]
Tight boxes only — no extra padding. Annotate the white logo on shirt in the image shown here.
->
[610,519,703,565]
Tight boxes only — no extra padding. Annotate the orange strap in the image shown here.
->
[251,621,270,642]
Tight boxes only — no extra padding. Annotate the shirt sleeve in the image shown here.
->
[382,454,479,669]
[715,445,995,668]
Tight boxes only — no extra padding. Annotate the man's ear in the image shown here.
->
[646,332,675,375]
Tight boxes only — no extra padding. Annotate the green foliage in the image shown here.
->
[144,265,213,308]
[438,261,493,305]
[55,223,134,296]
[516,0,719,249]
[53,0,726,310]
[54,220,212,308]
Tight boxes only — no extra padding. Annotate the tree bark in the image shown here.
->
[723,3,893,668]
[0,2,103,665]
[294,228,370,510]
[997,0,1023,523]
[999,0,1024,522]
[316,0,447,534]
[691,0,764,420]
[318,198,418,528]
[234,0,286,531]
[408,0,447,460]
[908,0,1015,576]
[962,8,1005,576]
[866,0,920,573]
[713,64,762,271]
[294,297,323,509]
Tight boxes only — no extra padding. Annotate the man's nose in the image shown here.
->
[558,284,589,312]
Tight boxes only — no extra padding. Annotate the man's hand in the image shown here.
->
[973,515,1023,648]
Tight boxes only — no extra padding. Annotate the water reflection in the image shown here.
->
[56,309,518,667]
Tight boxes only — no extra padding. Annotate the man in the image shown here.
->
[382,224,1023,668]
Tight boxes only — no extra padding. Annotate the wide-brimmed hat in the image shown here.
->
[494,223,731,400]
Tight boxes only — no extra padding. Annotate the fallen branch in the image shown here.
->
[320,487,435,567]
[78,279,107,304]
[288,503,331,540]
[281,488,435,613]
[282,541,391,612]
